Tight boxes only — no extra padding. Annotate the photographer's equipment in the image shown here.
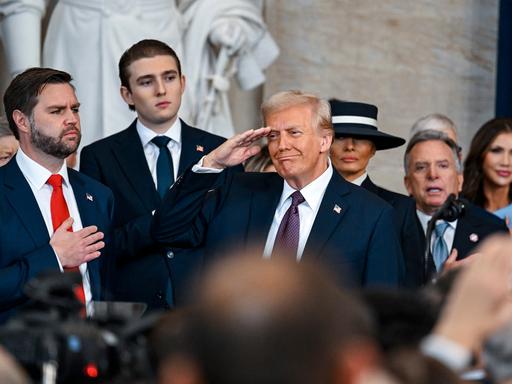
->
[0,272,158,383]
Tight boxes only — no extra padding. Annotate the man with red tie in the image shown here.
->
[0,67,113,323]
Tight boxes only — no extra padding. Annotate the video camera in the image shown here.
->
[0,272,159,383]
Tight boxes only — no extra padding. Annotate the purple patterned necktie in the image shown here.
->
[272,191,305,258]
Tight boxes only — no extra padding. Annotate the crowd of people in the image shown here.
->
[0,38,512,383]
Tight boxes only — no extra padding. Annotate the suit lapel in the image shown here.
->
[3,160,50,245]
[111,121,160,209]
[68,170,101,297]
[246,174,283,254]
[452,216,475,258]
[411,210,427,247]
[69,171,96,228]
[302,172,350,260]
[179,121,206,175]
[361,176,379,194]
[412,211,430,283]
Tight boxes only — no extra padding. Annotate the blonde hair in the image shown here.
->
[261,90,333,135]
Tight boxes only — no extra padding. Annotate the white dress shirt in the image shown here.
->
[349,171,368,186]
[416,209,457,254]
[16,148,92,308]
[193,158,333,260]
[136,118,182,186]
[263,164,333,260]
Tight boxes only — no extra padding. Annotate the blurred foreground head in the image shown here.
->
[190,255,380,384]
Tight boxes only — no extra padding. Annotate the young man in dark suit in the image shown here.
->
[0,68,113,323]
[402,130,508,287]
[152,90,404,287]
[80,40,228,310]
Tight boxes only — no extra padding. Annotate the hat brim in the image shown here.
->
[333,124,405,150]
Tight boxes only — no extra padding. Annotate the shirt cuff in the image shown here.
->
[192,156,224,173]
[420,334,472,372]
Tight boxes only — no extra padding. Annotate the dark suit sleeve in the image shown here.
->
[151,167,226,248]
[0,244,60,309]
[364,204,405,287]
[111,215,154,258]
[79,146,102,181]
[80,146,155,258]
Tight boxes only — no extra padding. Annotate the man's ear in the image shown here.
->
[12,110,30,134]
[320,131,333,153]
[120,86,134,107]
[180,74,186,95]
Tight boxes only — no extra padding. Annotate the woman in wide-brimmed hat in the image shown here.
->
[329,99,406,204]
[329,100,414,285]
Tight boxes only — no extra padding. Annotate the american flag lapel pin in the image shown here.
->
[86,193,94,202]
[333,204,342,214]
[196,145,204,152]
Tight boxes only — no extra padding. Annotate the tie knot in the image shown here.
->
[290,191,305,207]
[152,136,171,148]
[47,174,63,188]
[435,220,450,237]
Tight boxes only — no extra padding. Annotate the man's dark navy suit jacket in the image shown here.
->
[80,119,228,309]
[0,158,113,323]
[152,168,404,287]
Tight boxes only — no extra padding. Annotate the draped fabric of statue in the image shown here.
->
[0,0,46,75]
[43,0,185,147]
[0,0,278,142]
[179,0,279,138]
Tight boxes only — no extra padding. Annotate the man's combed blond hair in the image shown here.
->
[261,90,333,135]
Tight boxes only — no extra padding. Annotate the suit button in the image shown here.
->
[166,250,174,259]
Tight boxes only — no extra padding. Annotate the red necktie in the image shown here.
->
[47,174,85,305]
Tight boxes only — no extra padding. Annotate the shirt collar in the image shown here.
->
[416,208,457,234]
[350,172,368,186]
[136,118,182,147]
[16,147,69,190]
[279,161,333,211]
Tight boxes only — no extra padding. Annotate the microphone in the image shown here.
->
[430,193,466,223]
[423,194,465,283]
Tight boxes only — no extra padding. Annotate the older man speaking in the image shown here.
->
[402,130,508,287]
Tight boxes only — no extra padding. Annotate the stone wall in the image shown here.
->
[263,0,499,192]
